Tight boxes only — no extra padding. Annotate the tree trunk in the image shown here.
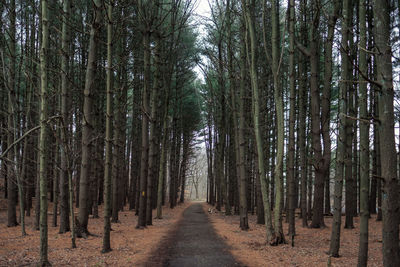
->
[270,0,285,244]
[329,0,350,257]
[357,0,369,264]
[308,0,325,229]
[287,0,296,238]
[58,0,71,235]
[242,0,275,244]
[373,0,400,264]
[146,38,160,226]
[78,0,102,234]
[238,26,249,229]
[7,0,17,228]
[137,30,150,228]
[321,0,339,217]
[39,0,50,264]
[298,0,308,227]
[102,0,113,253]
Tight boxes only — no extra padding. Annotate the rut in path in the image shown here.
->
[146,202,245,267]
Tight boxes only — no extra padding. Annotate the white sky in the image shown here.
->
[194,0,211,18]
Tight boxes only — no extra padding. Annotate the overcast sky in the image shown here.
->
[194,0,211,17]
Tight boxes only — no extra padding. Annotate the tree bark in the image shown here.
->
[102,0,113,253]
[137,30,150,228]
[7,0,17,228]
[373,0,400,264]
[242,0,275,244]
[287,0,296,238]
[39,0,50,264]
[357,0,369,265]
[329,0,350,257]
[78,0,102,234]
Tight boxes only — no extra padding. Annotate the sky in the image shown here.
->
[194,0,211,18]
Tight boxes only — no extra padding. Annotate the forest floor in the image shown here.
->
[0,199,190,266]
[205,203,383,267]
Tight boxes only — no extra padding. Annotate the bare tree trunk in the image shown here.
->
[298,0,308,228]
[271,0,285,244]
[78,0,102,234]
[373,0,400,264]
[102,1,113,253]
[242,0,275,244]
[146,38,160,225]
[287,0,296,239]
[7,0,17,228]
[58,0,72,234]
[329,0,350,257]
[137,30,150,228]
[308,0,325,229]
[237,21,249,230]
[321,0,339,217]
[39,0,50,264]
[357,0,369,265]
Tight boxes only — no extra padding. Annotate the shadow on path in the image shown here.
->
[145,203,245,267]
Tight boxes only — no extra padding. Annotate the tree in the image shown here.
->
[59,0,71,235]
[6,0,17,228]
[271,0,285,244]
[242,0,275,245]
[357,0,369,265]
[39,0,50,264]
[330,0,350,257]
[373,0,400,264]
[102,0,114,253]
[287,0,296,239]
[78,0,102,235]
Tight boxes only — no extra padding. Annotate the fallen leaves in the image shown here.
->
[0,201,190,266]
[205,204,383,267]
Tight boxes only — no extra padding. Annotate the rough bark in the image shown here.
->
[102,0,113,253]
[373,0,400,264]
[137,30,150,228]
[39,0,50,264]
[287,0,296,238]
[78,0,102,234]
[242,0,275,244]
[7,0,17,228]
[329,0,350,257]
[357,0,369,264]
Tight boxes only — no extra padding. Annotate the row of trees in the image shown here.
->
[0,0,202,265]
[202,0,399,266]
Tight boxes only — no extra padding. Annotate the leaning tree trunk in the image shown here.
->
[242,0,275,244]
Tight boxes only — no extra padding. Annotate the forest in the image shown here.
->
[0,0,399,266]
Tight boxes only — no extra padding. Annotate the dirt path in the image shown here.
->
[146,202,244,267]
